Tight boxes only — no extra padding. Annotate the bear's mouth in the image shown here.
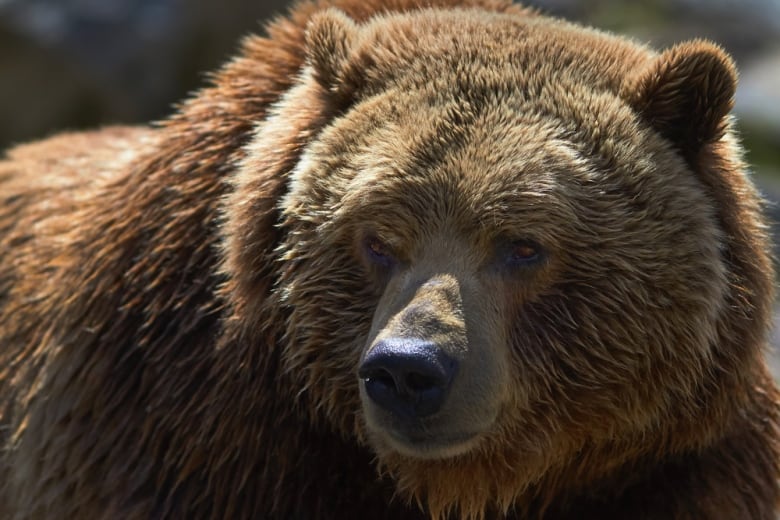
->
[375,424,483,460]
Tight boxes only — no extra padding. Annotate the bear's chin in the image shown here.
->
[375,437,551,520]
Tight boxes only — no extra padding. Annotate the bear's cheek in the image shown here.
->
[357,271,510,460]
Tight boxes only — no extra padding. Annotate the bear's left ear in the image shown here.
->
[622,40,737,153]
[305,9,359,96]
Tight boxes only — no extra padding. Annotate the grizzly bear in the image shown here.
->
[1,0,778,518]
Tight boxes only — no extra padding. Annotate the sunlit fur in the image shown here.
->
[1,1,778,519]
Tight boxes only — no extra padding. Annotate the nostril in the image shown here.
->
[364,368,396,389]
[405,371,440,393]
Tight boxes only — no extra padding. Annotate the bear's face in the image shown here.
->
[229,7,741,515]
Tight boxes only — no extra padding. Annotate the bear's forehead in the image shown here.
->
[336,87,634,203]
[321,108,597,251]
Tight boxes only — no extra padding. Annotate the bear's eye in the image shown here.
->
[364,236,396,268]
[505,240,542,267]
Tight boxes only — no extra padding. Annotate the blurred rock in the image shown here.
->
[737,49,780,136]
[0,0,290,148]
[529,0,780,58]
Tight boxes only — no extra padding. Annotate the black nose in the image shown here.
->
[358,338,458,418]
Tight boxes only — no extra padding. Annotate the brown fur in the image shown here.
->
[1,1,778,519]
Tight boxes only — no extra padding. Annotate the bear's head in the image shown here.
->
[223,7,771,518]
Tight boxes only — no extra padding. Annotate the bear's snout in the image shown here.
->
[359,338,458,418]
[359,271,505,458]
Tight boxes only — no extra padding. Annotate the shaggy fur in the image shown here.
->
[1,0,778,518]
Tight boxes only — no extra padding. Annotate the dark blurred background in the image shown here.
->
[2,0,780,363]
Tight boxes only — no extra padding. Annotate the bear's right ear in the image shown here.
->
[305,9,359,96]
[622,40,737,155]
